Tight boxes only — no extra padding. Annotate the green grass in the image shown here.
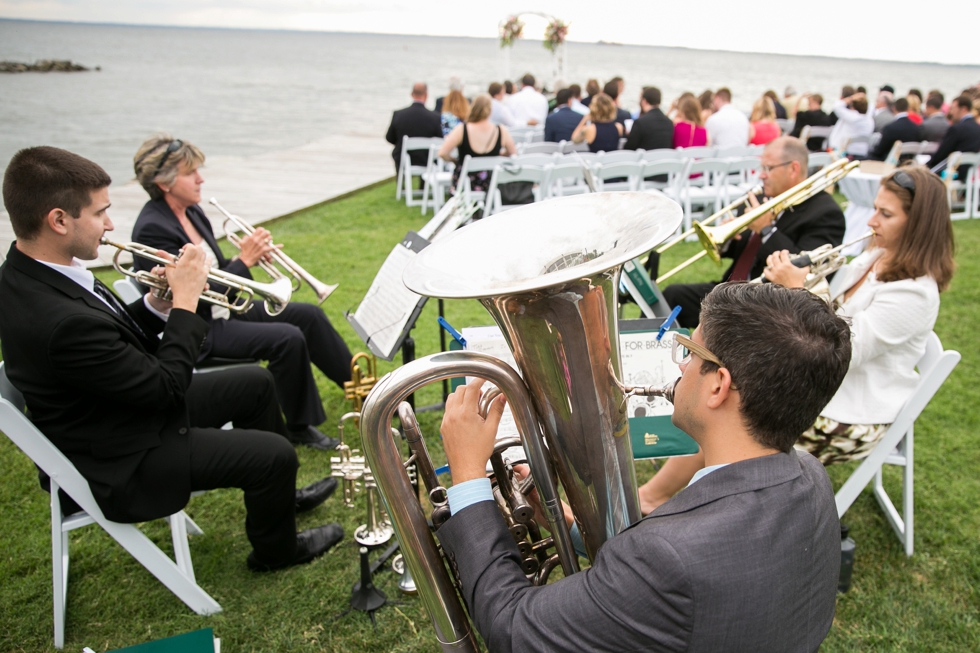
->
[1,182,979,651]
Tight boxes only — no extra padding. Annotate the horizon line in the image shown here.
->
[2,16,980,69]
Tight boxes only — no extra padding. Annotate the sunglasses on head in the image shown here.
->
[135,139,183,179]
[891,170,916,198]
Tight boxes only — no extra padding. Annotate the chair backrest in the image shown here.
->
[485,164,548,214]
[715,145,751,159]
[113,278,143,304]
[886,332,960,439]
[776,118,795,134]
[899,141,921,156]
[640,159,685,178]
[686,158,731,179]
[918,141,938,156]
[512,153,558,167]
[542,161,589,197]
[401,136,442,170]
[521,142,560,155]
[459,154,509,176]
[593,161,643,191]
[559,140,590,154]
[641,148,680,164]
[808,126,832,138]
[808,152,833,170]
[724,156,760,174]
[676,146,715,160]
[597,150,641,164]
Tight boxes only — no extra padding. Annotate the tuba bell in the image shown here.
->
[359,192,682,651]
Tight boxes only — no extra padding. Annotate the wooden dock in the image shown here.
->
[0,134,394,267]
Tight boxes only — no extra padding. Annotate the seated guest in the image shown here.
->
[791,93,832,151]
[870,98,922,161]
[698,89,715,124]
[437,282,849,651]
[602,80,633,132]
[506,73,549,127]
[764,89,787,120]
[434,75,463,114]
[440,89,470,136]
[873,86,896,133]
[568,84,589,115]
[749,95,781,146]
[0,147,345,571]
[580,78,600,108]
[384,82,443,174]
[544,88,581,143]
[783,85,803,119]
[132,135,353,451]
[829,91,873,157]
[927,95,980,180]
[662,137,845,328]
[673,95,709,149]
[488,83,517,129]
[928,89,949,114]
[706,87,749,148]
[571,93,623,153]
[922,93,950,142]
[624,86,673,152]
[906,93,923,125]
[438,94,517,193]
[640,166,953,511]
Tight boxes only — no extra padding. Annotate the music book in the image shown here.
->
[104,628,218,652]
[416,194,478,243]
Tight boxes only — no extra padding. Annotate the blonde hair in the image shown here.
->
[906,94,921,115]
[443,90,470,121]
[678,96,703,126]
[589,93,617,122]
[134,133,205,201]
[467,94,492,123]
[750,96,776,122]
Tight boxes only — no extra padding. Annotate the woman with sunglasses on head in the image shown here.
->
[638,165,954,514]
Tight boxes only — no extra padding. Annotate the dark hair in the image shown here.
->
[641,86,662,107]
[810,94,823,106]
[908,88,923,100]
[715,87,732,103]
[568,83,582,98]
[894,97,909,113]
[504,80,514,94]
[3,146,111,241]
[878,166,955,291]
[851,97,869,114]
[927,89,944,102]
[555,88,573,106]
[698,90,714,110]
[926,94,943,110]
[763,89,779,102]
[953,95,973,111]
[699,283,852,452]
[521,73,535,88]
[488,82,503,96]
[856,86,867,94]
[585,79,600,96]
[602,80,619,101]
[841,85,855,98]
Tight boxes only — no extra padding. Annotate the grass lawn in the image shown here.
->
[1,181,979,651]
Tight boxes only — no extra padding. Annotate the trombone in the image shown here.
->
[656,158,859,284]
[101,237,293,316]
[750,230,875,289]
[209,198,338,304]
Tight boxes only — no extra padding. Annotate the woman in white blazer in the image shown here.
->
[638,165,955,512]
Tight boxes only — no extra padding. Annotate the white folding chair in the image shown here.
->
[678,158,731,230]
[714,145,751,159]
[592,160,642,192]
[558,140,590,154]
[776,118,795,135]
[397,136,442,207]
[484,163,547,215]
[807,151,833,174]
[421,144,454,214]
[948,152,980,220]
[596,150,642,165]
[833,332,960,556]
[456,155,509,208]
[520,142,560,155]
[640,148,680,164]
[721,156,761,202]
[113,277,142,303]
[637,159,685,201]
[541,160,592,198]
[512,153,558,167]
[0,363,221,649]
[843,134,872,158]
[805,126,832,152]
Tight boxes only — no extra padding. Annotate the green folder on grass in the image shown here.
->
[111,628,216,653]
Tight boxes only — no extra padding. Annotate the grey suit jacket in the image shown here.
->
[437,451,839,653]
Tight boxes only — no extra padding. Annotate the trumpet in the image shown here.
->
[656,158,859,284]
[208,198,337,304]
[751,230,875,289]
[101,237,292,315]
[654,186,762,255]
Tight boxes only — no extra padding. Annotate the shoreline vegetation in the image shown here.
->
[1,181,979,650]
[0,60,97,73]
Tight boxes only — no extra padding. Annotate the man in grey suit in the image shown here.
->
[437,282,849,652]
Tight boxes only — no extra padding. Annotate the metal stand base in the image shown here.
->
[335,544,405,628]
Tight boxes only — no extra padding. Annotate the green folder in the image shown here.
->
[112,628,216,653]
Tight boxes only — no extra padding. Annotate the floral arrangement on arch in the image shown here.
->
[499,15,524,48]
[543,19,569,52]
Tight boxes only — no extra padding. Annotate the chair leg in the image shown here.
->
[169,512,196,583]
[903,426,914,556]
[50,481,66,650]
[395,165,404,200]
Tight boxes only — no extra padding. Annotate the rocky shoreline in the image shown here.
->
[0,60,98,73]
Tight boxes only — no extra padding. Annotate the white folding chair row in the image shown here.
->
[776,118,795,135]
[518,141,561,155]
[558,140,590,153]
[0,363,221,649]
[456,155,510,207]
[807,151,834,172]
[397,136,442,207]
[947,151,980,219]
[678,158,733,230]
[542,160,591,198]
[596,149,643,164]
[484,163,548,215]
[421,144,455,214]
[722,156,762,201]
[799,125,832,151]
[592,160,642,192]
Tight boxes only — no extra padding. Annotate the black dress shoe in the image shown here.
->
[286,425,340,451]
[246,523,345,572]
[295,477,338,513]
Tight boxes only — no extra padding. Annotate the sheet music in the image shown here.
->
[619,331,681,418]
[348,242,424,359]
[416,195,477,243]
[461,327,523,463]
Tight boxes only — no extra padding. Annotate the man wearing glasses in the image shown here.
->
[662,136,845,328]
[436,282,849,652]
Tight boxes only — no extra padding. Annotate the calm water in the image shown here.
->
[2,19,979,184]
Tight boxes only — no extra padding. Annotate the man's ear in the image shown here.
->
[704,367,735,410]
[46,208,71,236]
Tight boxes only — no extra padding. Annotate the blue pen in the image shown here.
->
[657,306,682,341]
[438,316,467,348]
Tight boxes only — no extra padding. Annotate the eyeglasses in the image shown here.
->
[672,334,738,389]
[760,161,793,174]
[891,170,916,198]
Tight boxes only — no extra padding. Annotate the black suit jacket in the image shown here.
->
[624,107,674,151]
[927,115,980,179]
[385,102,443,168]
[544,106,582,143]
[0,244,209,523]
[722,191,845,281]
[437,451,839,652]
[790,109,831,151]
[870,116,922,161]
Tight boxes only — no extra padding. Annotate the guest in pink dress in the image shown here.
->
[673,95,709,148]
[749,96,781,146]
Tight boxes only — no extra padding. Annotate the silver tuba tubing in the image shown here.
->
[360,351,578,653]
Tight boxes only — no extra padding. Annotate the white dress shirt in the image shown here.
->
[829,99,875,156]
[490,98,517,128]
[570,99,589,116]
[822,249,939,425]
[705,104,749,148]
[506,86,549,127]
[38,257,172,320]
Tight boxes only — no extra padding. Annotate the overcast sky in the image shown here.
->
[2,0,979,67]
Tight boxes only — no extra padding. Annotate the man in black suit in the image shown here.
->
[927,95,980,180]
[131,135,353,450]
[0,147,343,571]
[385,82,442,174]
[624,86,674,151]
[544,88,581,143]
[790,94,832,151]
[870,97,922,161]
[436,282,847,652]
[663,136,845,328]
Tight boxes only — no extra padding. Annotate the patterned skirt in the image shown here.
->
[795,416,889,466]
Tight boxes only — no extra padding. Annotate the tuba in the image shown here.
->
[359,192,682,651]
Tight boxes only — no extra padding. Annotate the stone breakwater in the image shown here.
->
[0,60,97,73]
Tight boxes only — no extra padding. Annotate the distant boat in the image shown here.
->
[598,40,623,46]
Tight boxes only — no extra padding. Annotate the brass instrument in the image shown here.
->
[331,412,366,508]
[657,158,859,283]
[358,192,683,651]
[654,186,762,255]
[343,353,378,415]
[751,230,875,290]
[101,237,292,315]
[208,197,338,304]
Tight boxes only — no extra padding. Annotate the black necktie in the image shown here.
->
[93,279,147,338]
